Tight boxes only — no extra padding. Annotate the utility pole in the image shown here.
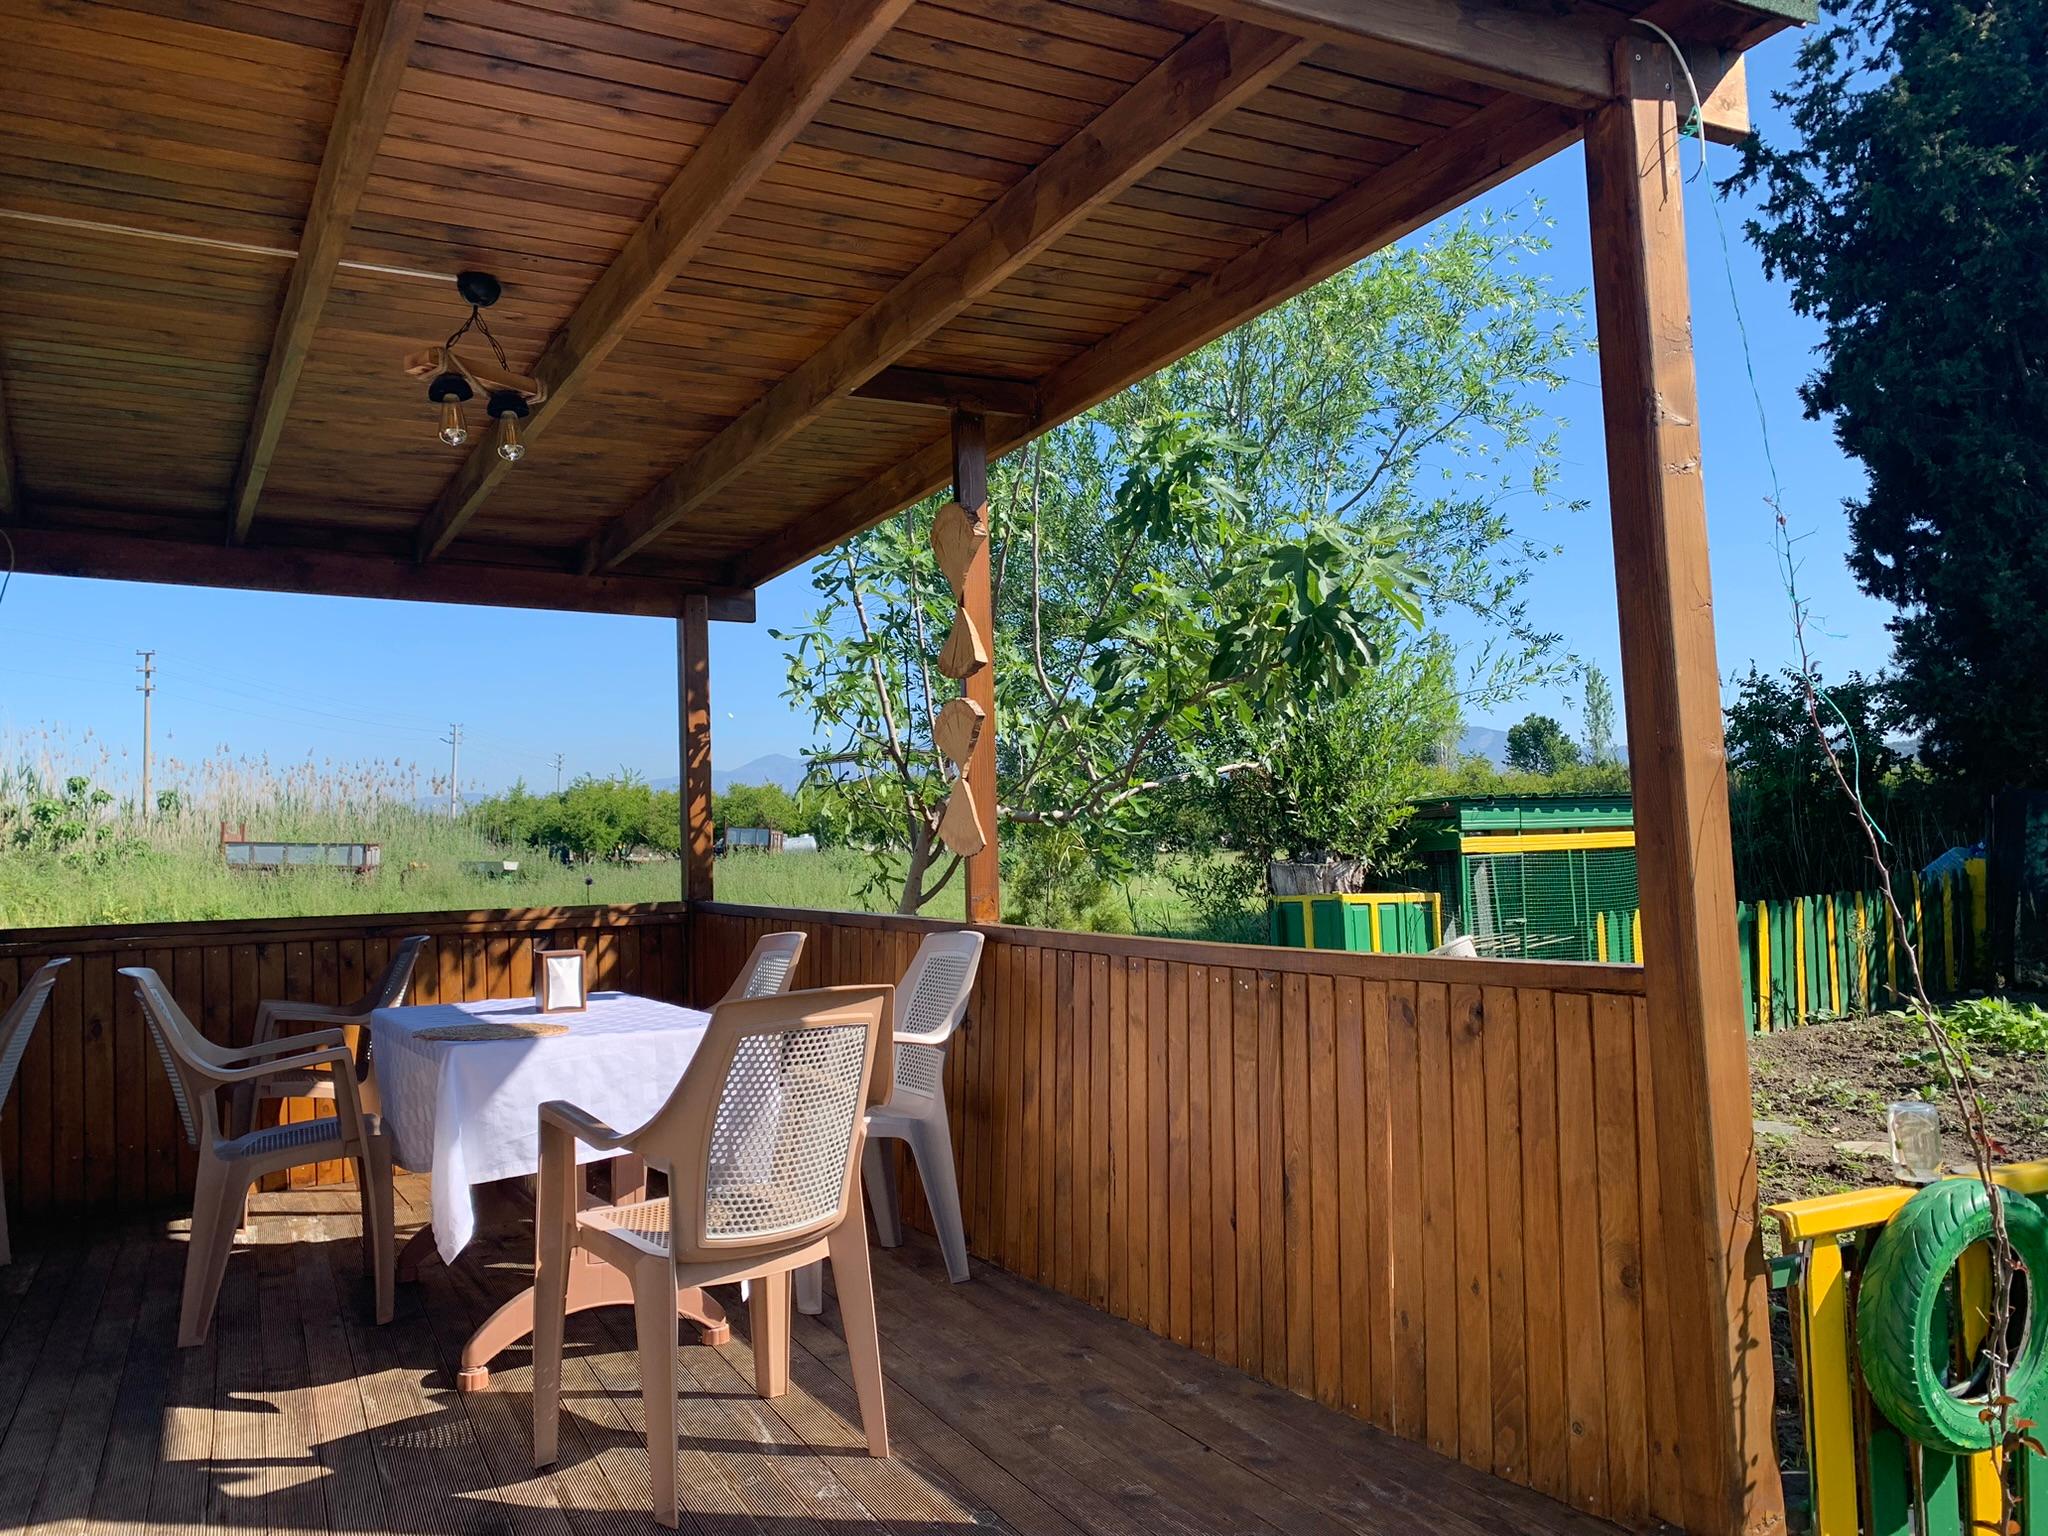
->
[135,650,156,820]
[551,752,565,794]
[442,723,463,816]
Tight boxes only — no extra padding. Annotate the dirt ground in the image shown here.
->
[1751,1011,2048,1214]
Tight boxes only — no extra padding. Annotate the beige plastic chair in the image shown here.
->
[532,983,892,1528]
[121,967,395,1347]
[233,934,428,1136]
[797,930,983,1315]
[718,930,805,1003]
[0,959,70,1266]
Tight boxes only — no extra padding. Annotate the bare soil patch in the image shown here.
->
[1751,1012,2048,1213]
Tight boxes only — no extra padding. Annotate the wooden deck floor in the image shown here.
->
[0,1174,1621,1536]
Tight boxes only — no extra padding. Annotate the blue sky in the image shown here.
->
[0,28,1890,800]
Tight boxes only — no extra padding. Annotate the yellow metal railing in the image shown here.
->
[1768,1163,2048,1535]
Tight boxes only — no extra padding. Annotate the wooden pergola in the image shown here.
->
[0,1,1806,1531]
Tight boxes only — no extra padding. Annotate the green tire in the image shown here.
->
[1856,1177,2048,1454]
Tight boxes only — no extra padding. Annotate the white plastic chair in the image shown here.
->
[122,967,395,1347]
[531,984,892,1528]
[796,930,982,1315]
[233,934,428,1136]
[0,959,69,1266]
[719,930,805,1003]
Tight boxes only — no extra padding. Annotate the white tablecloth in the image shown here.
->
[369,992,709,1263]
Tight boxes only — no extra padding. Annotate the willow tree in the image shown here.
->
[777,209,1589,916]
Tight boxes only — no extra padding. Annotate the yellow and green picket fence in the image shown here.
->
[1768,1163,2048,1536]
[1739,862,1988,1033]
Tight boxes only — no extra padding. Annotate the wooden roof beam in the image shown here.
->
[8,522,754,621]
[0,375,17,522]
[1198,0,1754,140]
[412,0,912,564]
[728,95,1582,589]
[228,0,426,545]
[583,19,1315,575]
[853,368,1040,419]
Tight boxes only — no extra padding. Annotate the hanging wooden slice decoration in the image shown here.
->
[930,500,984,596]
[937,606,989,680]
[935,696,985,768]
[937,776,986,858]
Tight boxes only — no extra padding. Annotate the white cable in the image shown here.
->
[1629,17,1711,180]
[0,208,452,283]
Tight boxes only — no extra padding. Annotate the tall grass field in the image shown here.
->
[0,734,1209,933]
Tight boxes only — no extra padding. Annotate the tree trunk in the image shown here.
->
[897,822,936,914]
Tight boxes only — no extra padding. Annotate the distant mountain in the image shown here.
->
[1460,726,1511,765]
[710,753,808,794]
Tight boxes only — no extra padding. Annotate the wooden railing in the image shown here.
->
[691,902,1680,1532]
[5,897,1682,1529]
[0,906,689,1211]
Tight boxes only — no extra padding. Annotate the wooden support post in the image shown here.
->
[1586,38,1784,1536]
[953,411,1000,925]
[679,596,714,905]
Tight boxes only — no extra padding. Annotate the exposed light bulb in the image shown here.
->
[496,415,525,462]
[438,399,468,446]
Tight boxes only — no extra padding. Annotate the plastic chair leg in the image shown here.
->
[635,1259,681,1528]
[178,1159,246,1348]
[906,1108,969,1284]
[795,1260,824,1316]
[863,1137,903,1248]
[827,1219,888,1458]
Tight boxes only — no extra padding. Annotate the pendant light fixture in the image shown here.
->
[402,271,546,458]
[488,391,529,462]
[428,371,472,445]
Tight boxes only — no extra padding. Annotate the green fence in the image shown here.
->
[1738,860,1988,1033]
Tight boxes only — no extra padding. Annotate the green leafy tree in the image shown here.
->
[1505,713,1581,775]
[780,209,1588,914]
[1732,0,2048,782]
[714,782,800,834]
[1722,665,1968,896]
[471,775,678,863]
[1579,662,1618,765]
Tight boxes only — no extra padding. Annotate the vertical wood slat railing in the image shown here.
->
[690,902,1679,1532]
[0,906,689,1211]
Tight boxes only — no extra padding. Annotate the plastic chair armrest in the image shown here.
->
[253,1000,357,1039]
[538,1100,632,1152]
[212,1044,355,1085]
[226,1027,350,1062]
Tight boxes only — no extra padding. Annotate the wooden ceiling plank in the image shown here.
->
[228,0,428,544]
[412,0,913,563]
[586,17,1314,574]
[729,94,1581,587]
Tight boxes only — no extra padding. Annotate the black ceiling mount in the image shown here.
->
[454,270,502,308]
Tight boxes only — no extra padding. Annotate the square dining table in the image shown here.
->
[369,990,731,1389]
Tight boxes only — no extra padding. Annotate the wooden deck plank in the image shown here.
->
[0,1179,1622,1536]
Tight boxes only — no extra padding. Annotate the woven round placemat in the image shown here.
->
[414,1018,570,1042]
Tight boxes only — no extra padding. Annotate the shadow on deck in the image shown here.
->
[0,1173,1622,1536]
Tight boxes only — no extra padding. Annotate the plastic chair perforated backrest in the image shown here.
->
[121,967,220,1148]
[722,932,806,1003]
[365,936,429,1011]
[890,931,983,1106]
[632,984,887,1265]
[0,959,68,1106]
